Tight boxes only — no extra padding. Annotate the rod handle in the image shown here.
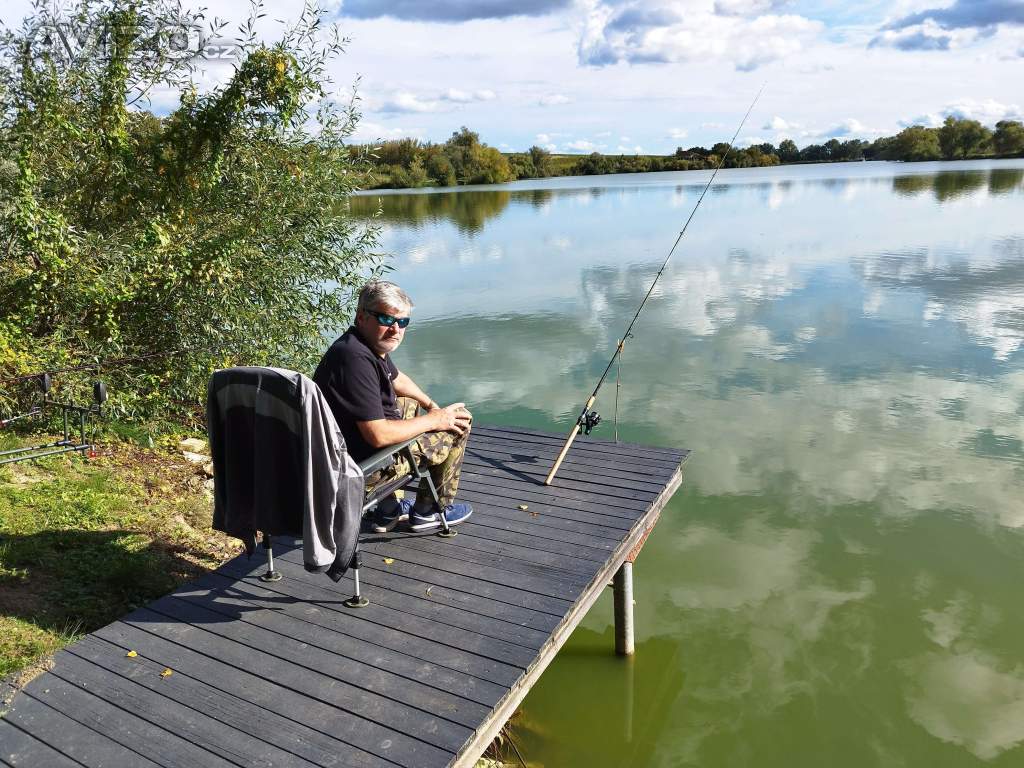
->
[545,423,581,485]
[546,395,597,485]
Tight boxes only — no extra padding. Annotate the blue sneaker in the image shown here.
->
[409,503,473,532]
[372,497,413,533]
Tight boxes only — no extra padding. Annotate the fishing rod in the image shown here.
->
[544,86,765,485]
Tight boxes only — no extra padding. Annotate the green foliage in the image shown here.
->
[993,120,1024,155]
[0,0,381,424]
[938,116,992,159]
[886,126,942,162]
[354,115,1014,192]
[778,139,799,162]
[361,126,513,189]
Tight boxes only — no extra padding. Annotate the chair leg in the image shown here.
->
[403,445,455,538]
[259,533,282,582]
[344,551,369,608]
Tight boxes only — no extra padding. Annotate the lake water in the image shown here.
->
[349,160,1024,767]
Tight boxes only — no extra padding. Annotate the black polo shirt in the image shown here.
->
[313,326,400,462]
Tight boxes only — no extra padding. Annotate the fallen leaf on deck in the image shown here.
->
[126,650,138,658]
[160,668,173,677]
[383,557,394,565]
[530,511,539,517]
[425,587,433,597]
[517,504,529,511]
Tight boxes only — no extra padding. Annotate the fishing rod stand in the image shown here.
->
[0,374,108,466]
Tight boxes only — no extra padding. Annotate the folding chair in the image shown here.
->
[334,434,455,607]
[208,366,453,610]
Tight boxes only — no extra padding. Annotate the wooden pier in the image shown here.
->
[1,425,688,768]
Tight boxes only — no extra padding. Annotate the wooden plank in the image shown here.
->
[375,528,599,582]
[204,560,538,670]
[456,483,639,529]
[459,476,651,518]
[3,690,163,768]
[336,541,574,616]
[67,634,396,768]
[462,456,667,505]
[146,594,475,752]
[204,565,525,687]
[223,550,559,636]
[457,517,613,564]
[0,716,84,768]
[461,471,654,512]
[199,571,511,705]
[394,523,604,576]
[464,444,674,492]
[455,497,627,547]
[356,537,586,603]
[465,436,682,476]
[466,434,681,479]
[20,671,239,768]
[450,464,684,768]
[51,648,323,768]
[174,576,530,708]
[232,557,553,651]
[91,620,404,768]
[120,606,457,768]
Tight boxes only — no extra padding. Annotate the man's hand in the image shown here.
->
[433,402,472,435]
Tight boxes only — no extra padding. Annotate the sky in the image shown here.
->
[5,0,1024,153]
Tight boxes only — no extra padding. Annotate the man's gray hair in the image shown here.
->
[357,280,414,312]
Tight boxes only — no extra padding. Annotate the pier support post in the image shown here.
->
[613,562,635,656]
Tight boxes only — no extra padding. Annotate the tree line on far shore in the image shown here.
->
[359,117,1024,189]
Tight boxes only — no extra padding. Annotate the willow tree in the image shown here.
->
[0,0,380,421]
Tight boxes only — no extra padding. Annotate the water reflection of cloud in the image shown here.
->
[903,651,1024,760]
[857,237,1024,360]
[661,522,874,758]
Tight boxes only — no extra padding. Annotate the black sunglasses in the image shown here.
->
[366,309,411,329]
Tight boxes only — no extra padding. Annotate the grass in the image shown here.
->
[0,427,243,681]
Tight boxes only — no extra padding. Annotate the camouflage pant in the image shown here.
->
[364,397,470,509]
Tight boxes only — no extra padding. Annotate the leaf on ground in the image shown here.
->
[383,557,394,565]
[160,668,173,677]
[425,586,433,597]
[125,650,137,658]
[517,504,529,511]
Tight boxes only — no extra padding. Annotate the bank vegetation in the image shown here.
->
[358,117,1024,190]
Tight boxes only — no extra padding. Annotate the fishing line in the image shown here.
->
[545,85,766,485]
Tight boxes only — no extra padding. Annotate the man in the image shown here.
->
[313,280,473,532]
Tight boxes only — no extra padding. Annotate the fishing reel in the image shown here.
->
[578,409,602,435]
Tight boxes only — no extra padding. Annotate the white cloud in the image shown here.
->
[616,144,645,153]
[903,98,1024,127]
[667,127,689,140]
[538,93,571,106]
[764,115,799,132]
[578,1,823,71]
[442,87,497,102]
[348,120,421,141]
[377,87,498,113]
[565,139,600,152]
